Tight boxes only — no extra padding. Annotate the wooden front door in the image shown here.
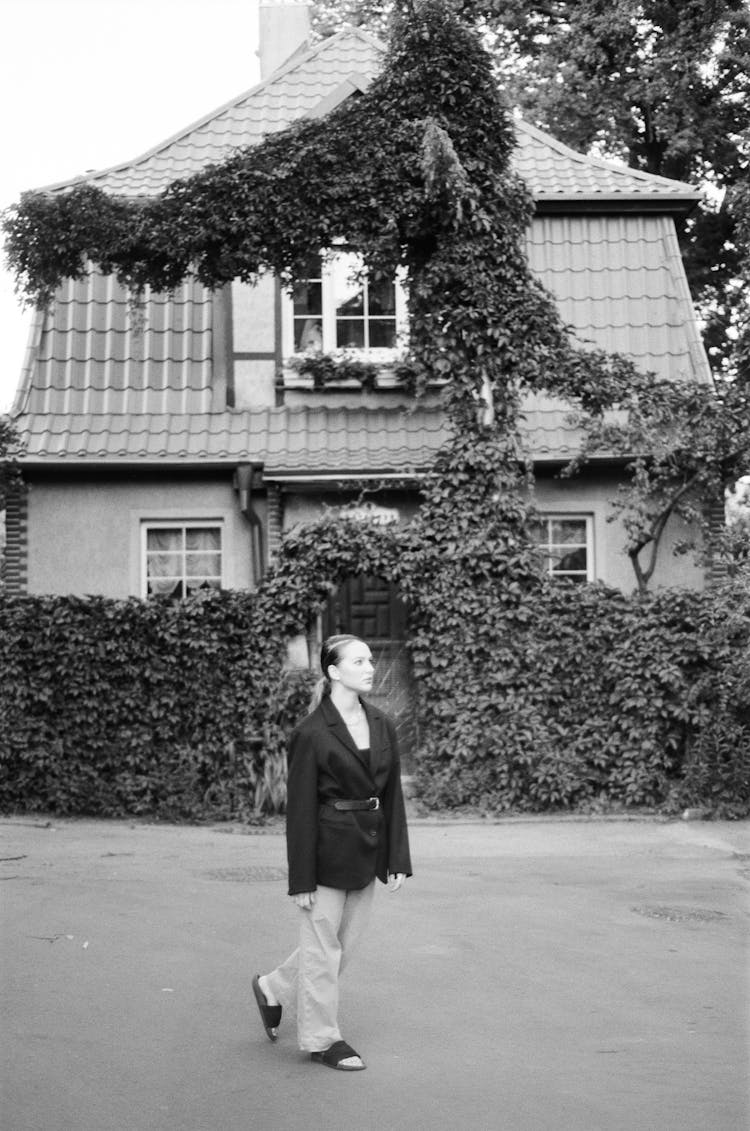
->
[324,574,417,766]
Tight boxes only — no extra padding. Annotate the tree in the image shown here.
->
[727,152,750,382]
[569,374,750,592]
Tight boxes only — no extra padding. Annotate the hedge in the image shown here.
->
[410,582,750,818]
[0,591,312,821]
[0,580,748,820]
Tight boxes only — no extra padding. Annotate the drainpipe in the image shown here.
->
[234,463,266,584]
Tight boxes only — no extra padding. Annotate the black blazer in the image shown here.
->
[285,695,413,895]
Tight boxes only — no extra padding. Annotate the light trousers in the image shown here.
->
[265,881,376,1052]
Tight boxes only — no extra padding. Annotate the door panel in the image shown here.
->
[324,574,416,765]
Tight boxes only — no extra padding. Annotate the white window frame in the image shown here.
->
[140,520,225,599]
[281,249,409,364]
[532,514,594,583]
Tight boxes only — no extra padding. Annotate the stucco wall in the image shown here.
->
[282,488,421,535]
[231,277,278,409]
[24,471,259,598]
[532,468,704,592]
[280,473,704,593]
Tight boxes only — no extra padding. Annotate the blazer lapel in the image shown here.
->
[363,701,386,776]
[321,696,373,775]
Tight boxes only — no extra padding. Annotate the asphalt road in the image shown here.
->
[1,815,748,1131]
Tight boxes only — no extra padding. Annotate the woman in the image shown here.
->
[252,633,412,1071]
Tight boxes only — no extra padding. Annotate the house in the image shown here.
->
[5,0,711,618]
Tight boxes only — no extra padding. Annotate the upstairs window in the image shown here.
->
[143,523,223,598]
[531,515,593,583]
[285,251,407,361]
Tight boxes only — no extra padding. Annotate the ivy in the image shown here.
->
[2,531,748,817]
[1,1,748,818]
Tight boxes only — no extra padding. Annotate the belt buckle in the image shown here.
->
[369,797,379,811]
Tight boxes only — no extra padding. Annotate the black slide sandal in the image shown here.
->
[310,1040,366,1071]
[252,974,282,1042]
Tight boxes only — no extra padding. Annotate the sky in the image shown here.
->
[0,0,262,412]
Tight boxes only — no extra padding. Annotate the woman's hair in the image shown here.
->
[308,633,365,713]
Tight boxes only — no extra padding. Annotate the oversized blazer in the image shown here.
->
[285,695,412,895]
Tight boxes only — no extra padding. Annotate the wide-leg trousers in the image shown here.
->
[264,881,376,1052]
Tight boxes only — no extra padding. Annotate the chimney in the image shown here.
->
[258,0,311,79]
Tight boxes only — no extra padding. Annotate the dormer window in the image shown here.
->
[283,251,408,363]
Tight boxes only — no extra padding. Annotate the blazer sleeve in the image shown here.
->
[285,724,320,896]
[381,717,413,878]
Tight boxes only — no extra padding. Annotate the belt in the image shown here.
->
[326,797,380,811]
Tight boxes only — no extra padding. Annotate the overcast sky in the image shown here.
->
[0,0,261,412]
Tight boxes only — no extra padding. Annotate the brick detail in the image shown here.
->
[705,494,727,588]
[3,481,29,595]
[266,484,283,565]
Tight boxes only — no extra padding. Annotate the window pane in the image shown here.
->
[336,320,365,349]
[367,278,396,316]
[146,551,183,574]
[332,253,365,316]
[185,577,221,593]
[292,280,322,317]
[147,577,183,597]
[368,318,398,348]
[185,528,221,551]
[550,519,586,544]
[295,318,323,352]
[185,552,221,575]
[553,547,587,573]
[147,528,181,552]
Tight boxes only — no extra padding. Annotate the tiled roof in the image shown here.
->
[525,215,710,384]
[42,30,700,207]
[16,403,588,470]
[18,274,214,417]
[513,121,698,205]
[12,210,709,424]
[43,30,385,199]
[12,27,708,471]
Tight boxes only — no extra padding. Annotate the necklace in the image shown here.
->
[342,706,365,726]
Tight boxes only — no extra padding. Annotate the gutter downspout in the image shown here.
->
[234,462,266,585]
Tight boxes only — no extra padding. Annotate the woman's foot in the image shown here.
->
[252,974,282,1042]
[258,974,278,1007]
[310,1040,366,1071]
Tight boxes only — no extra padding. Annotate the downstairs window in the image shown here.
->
[531,515,593,583]
[143,523,223,598]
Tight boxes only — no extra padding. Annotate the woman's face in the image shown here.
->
[329,640,375,694]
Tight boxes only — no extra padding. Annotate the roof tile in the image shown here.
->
[13,28,709,469]
[43,30,699,206]
[16,404,591,469]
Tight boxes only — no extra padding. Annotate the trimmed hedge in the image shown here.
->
[1,580,749,819]
[0,591,313,820]
[410,582,750,818]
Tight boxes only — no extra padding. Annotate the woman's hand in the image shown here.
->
[387,873,406,892]
[292,891,316,910]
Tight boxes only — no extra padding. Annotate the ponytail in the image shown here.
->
[307,633,365,714]
[307,675,330,714]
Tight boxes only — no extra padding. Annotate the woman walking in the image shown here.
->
[252,633,412,1071]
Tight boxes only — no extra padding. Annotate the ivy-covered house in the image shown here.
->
[5,0,711,612]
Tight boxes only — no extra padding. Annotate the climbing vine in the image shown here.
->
[2,0,748,813]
